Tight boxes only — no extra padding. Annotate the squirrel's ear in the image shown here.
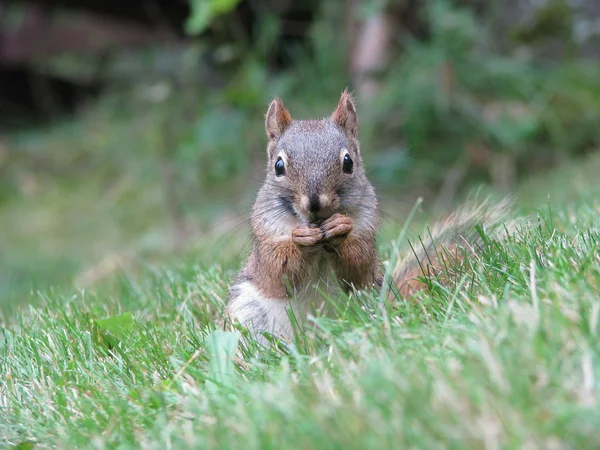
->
[331,88,358,138]
[265,98,292,141]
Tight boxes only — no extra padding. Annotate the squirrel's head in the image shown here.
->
[261,89,374,224]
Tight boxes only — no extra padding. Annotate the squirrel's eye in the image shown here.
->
[274,156,286,177]
[342,154,354,174]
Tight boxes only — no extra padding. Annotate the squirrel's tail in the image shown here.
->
[391,197,516,297]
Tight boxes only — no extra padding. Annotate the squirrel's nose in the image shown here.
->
[308,195,321,213]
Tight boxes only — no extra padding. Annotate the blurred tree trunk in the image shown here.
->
[348,1,394,102]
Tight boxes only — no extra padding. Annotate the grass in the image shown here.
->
[2,149,600,448]
[0,97,262,311]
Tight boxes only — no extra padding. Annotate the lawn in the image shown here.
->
[2,151,600,448]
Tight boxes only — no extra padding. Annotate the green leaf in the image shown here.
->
[92,312,135,349]
[205,330,240,394]
[185,0,242,36]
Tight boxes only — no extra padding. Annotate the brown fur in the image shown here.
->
[328,231,382,293]
[394,243,460,297]
[392,198,515,298]
[241,226,326,299]
[331,88,359,138]
[265,98,292,140]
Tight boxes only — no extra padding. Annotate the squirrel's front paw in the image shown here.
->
[321,213,353,246]
[292,225,323,246]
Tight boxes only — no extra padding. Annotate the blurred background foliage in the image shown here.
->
[0,0,599,307]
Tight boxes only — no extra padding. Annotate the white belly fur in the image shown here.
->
[228,256,341,343]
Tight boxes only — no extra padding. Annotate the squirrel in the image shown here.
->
[225,89,512,344]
